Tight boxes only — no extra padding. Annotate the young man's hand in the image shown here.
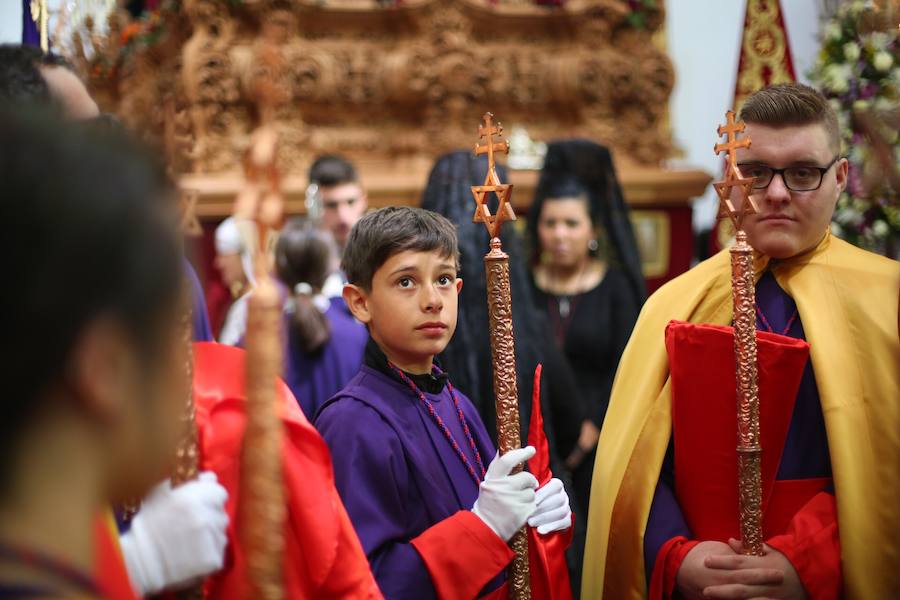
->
[675,540,783,600]
[700,538,807,600]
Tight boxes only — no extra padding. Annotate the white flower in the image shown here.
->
[874,96,893,111]
[868,32,890,51]
[823,63,852,93]
[844,42,861,62]
[873,51,893,72]
[873,220,890,237]
[846,0,866,16]
[825,22,842,41]
[831,222,844,236]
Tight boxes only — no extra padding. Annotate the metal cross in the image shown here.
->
[472,112,516,239]
[714,111,757,230]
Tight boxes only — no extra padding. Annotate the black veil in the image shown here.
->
[421,150,558,452]
[528,139,646,303]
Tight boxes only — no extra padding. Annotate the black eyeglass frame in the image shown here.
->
[737,156,841,192]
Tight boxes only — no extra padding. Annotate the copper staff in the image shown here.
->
[471,112,531,600]
[713,110,763,556]
[233,70,287,597]
[160,91,208,600]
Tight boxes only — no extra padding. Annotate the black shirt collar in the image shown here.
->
[364,337,448,395]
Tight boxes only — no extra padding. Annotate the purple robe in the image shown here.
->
[283,297,368,419]
[185,259,213,342]
[643,271,832,580]
[315,360,502,599]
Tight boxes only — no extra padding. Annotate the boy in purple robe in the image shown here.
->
[315,207,574,599]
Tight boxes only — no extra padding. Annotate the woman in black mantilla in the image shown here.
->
[527,139,646,521]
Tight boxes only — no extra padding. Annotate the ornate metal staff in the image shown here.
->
[233,78,287,598]
[713,110,763,556]
[471,112,531,600]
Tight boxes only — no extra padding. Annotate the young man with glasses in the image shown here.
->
[583,83,899,600]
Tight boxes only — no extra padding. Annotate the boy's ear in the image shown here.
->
[343,283,372,324]
[456,278,463,294]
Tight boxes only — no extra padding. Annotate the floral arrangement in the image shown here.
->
[809,1,899,257]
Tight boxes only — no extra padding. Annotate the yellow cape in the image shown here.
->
[582,233,900,599]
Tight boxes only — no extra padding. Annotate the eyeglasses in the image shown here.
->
[737,156,840,192]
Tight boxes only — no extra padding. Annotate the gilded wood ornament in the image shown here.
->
[471,113,530,600]
[71,0,674,173]
[713,111,763,557]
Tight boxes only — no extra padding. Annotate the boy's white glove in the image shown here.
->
[120,471,229,595]
[527,477,572,535]
[472,446,538,542]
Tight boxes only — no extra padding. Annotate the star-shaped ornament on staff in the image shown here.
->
[714,110,757,231]
[472,112,516,240]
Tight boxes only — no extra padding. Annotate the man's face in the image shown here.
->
[319,182,367,248]
[734,122,847,259]
[345,250,461,372]
[40,65,99,120]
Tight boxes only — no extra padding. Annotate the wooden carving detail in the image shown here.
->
[75,0,674,171]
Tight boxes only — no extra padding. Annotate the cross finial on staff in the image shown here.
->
[713,110,757,230]
[472,112,516,239]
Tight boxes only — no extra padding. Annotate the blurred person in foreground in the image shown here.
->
[0,109,185,596]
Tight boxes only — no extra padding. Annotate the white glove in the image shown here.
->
[120,471,229,595]
[527,478,572,535]
[472,447,539,542]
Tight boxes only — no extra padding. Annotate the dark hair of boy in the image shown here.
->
[308,154,359,188]
[276,219,336,353]
[341,206,460,291]
[0,108,183,483]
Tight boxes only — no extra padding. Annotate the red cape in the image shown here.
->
[193,342,381,599]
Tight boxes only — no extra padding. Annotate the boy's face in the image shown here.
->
[345,249,462,373]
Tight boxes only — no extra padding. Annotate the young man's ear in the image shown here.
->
[343,283,372,324]
[834,157,849,202]
[456,278,463,294]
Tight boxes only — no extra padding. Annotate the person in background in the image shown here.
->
[309,154,369,254]
[276,219,368,419]
[527,140,645,522]
[308,154,369,301]
[0,108,186,596]
[214,217,254,346]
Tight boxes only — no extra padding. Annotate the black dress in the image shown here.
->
[530,266,641,524]
[531,266,640,429]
